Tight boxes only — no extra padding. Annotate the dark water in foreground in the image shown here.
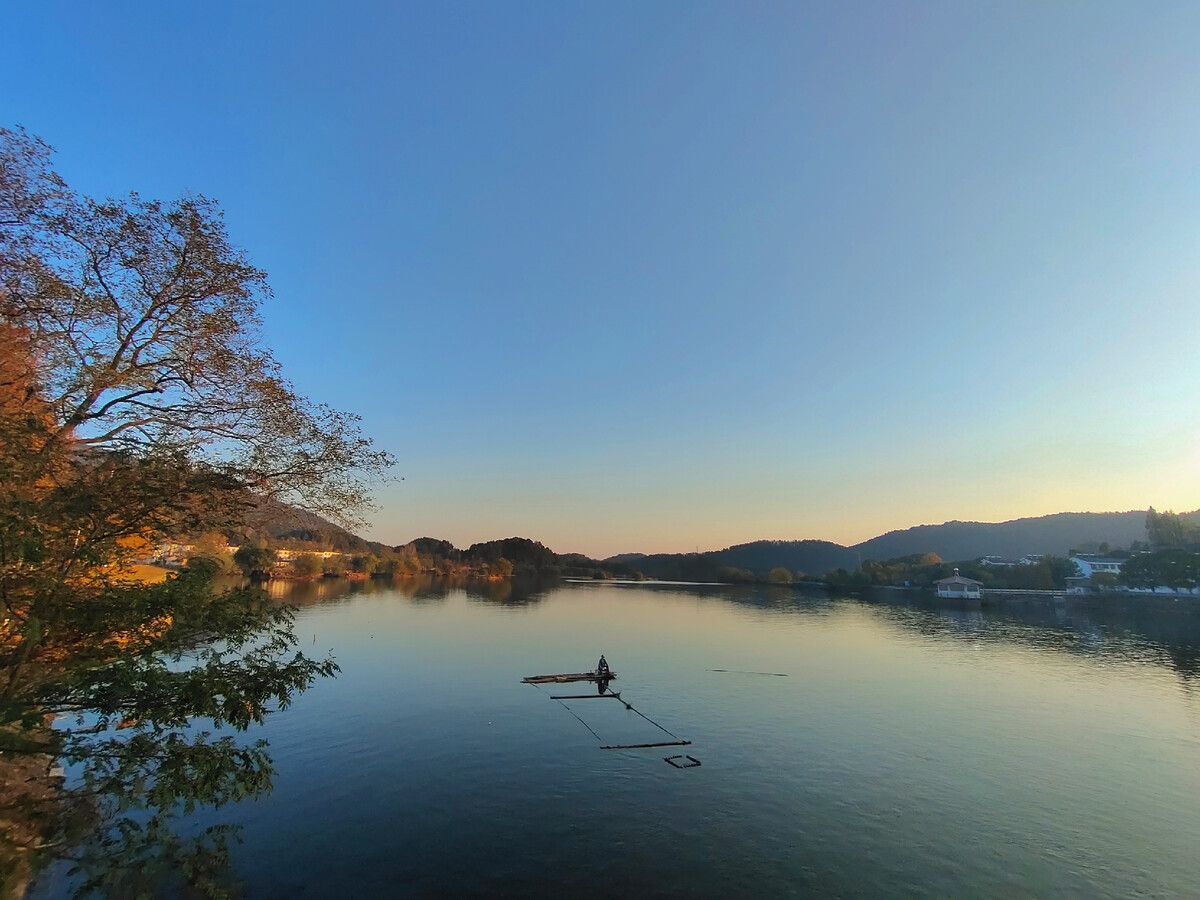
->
[37,579,1200,897]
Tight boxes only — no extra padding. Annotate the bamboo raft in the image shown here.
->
[522,671,617,684]
[524,666,696,761]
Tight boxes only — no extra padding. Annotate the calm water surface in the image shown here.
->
[40,580,1200,897]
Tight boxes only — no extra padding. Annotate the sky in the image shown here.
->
[3,2,1199,557]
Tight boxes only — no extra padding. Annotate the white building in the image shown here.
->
[1069,555,1124,578]
[935,569,983,599]
[275,549,343,562]
[978,555,1045,568]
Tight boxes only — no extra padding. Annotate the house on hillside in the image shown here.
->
[935,569,983,599]
[1069,554,1124,578]
[151,542,195,566]
[275,549,343,562]
[979,554,1044,568]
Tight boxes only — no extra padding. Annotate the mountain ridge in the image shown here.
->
[244,505,1198,579]
[604,509,1194,581]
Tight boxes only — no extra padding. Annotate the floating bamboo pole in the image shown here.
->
[549,694,622,700]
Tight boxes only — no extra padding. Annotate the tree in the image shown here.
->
[824,568,870,591]
[716,566,754,583]
[1146,508,1200,551]
[291,553,322,578]
[1121,550,1200,591]
[233,545,276,578]
[189,531,236,573]
[767,567,792,584]
[0,127,391,526]
[0,127,391,895]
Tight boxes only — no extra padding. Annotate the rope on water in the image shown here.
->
[528,680,603,743]
[620,697,684,742]
[556,698,604,742]
[527,677,686,746]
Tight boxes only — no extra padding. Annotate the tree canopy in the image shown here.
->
[1121,550,1200,591]
[0,126,391,896]
[1146,508,1200,551]
[0,127,392,527]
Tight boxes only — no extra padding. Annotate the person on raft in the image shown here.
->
[596,654,610,676]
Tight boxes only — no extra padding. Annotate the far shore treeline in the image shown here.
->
[200,505,1200,595]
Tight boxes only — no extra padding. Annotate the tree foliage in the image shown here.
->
[0,127,392,528]
[1146,508,1200,551]
[0,127,388,896]
[232,545,276,578]
[290,553,323,578]
[852,554,1078,591]
[348,554,378,574]
[1121,550,1200,590]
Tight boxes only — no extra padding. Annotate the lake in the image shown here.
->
[33,578,1200,897]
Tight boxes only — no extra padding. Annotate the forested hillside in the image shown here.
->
[608,510,1184,581]
[241,507,1198,584]
[850,511,1154,561]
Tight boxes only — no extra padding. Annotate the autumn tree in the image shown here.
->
[291,553,322,578]
[349,553,379,574]
[233,545,277,579]
[0,127,392,895]
[188,532,237,572]
[767,567,793,584]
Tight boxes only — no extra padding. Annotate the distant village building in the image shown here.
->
[275,549,345,564]
[148,541,238,567]
[152,542,195,566]
[1069,555,1124,578]
[978,554,1045,568]
[935,568,983,599]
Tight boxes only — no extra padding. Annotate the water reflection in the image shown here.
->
[80,578,1200,900]
[464,573,557,607]
[566,580,1200,689]
[257,574,1200,686]
[859,595,1200,685]
[260,573,559,608]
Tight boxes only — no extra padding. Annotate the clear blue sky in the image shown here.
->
[4,2,1199,556]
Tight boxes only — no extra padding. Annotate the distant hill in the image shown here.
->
[606,541,853,582]
[713,539,855,574]
[231,509,612,575]
[606,510,1176,580]
[850,511,1154,562]
[239,504,1195,583]
[233,500,389,555]
[464,537,559,569]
